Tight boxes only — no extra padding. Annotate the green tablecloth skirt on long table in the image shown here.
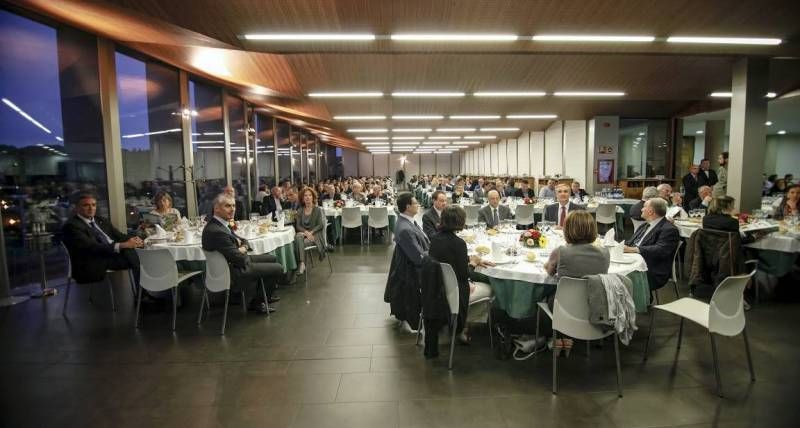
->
[327,215,397,244]
[486,270,650,319]
[270,241,297,272]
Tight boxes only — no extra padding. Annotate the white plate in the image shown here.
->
[490,258,515,265]
[168,241,199,247]
[610,255,637,264]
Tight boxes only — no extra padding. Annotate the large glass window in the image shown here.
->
[117,51,185,231]
[254,113,275,187]
[226,94,249,215]
[1,11,107,290]
[619,119,670,178]
[276,120,291,184]
[291,127,302,186]
[190,79,226,216]
[327,145,342,178]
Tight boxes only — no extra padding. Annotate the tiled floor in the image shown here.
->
[1,244,798,427]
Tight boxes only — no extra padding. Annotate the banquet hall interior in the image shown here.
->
[1,1,800,427]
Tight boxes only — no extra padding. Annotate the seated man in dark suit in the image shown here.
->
[543,183,586,227]
[687,185,713,212]
[422,190,446,239]
[477,190,512,228]
[260,186,288,219]
[366,184,388,205]
[624,197,681,290]
[570,181,588,201]
[514,180,536,199]
[202,194,283,313]
[62,192,145,287]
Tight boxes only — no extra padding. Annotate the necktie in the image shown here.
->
[632,223,651,246]
[89,220,112,244]
[559,206,566,227]
[493,208,499,226]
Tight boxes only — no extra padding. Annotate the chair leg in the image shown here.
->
[614,332,623,397]
[415,312,423,346]
[261,281,270,317]
[128,270,137,303]
[644,309,656,361]
[221,290,230,335]
[134,284,143,329]
[448,314,457,370]
[107,277,116,312]
[709,333,723,397]
[673,280,680,300]
[487,303,493,350]
[197,289,207,325]
[62,279,72,317]
[742,327,756,382]
[171,287,178,331]
[552,331,558,395]
[677,318,685,350]
[241,291,247,314]
[327,251,333,273]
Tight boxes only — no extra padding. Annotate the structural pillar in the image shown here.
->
[728,57,768,212]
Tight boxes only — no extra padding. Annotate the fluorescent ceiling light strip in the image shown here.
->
[461,141,481,144]
[392,136,425,140]
[334,115,386,120]
[203,131,224,136]
[348,128,388,133]
[436,128,475,132]
[244,33,375,41]
[308,92,383,98]
[356,136,390,140]
[464,135,496,139]
[361,142,390,145]
[480,127,519,131]
[54,136,63,141]
[391,33,518,41]
[192,140,225,144]
[196,145,224,149]
[392,128,432,132]
[391,92,464,97]
[2,97,52,134]
[421,142,443,146]
[553,92,625,97]
[449,115,501,120]
[667,36,781,45]
[710,92,777,98]
[473,91,546,97]
[123,128,181,139]
[506,114,558,119]
[392,115,444,120]
[428,136,460,140]
[533,34,655,42]
[449,145,468,148]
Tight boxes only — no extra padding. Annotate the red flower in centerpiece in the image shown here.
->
[520,227,542,246]
[523,197,536,205]
[228,220,238,231]
[333,200,345,209]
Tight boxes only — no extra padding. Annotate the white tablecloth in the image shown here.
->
[150,227,295,261]
[476,250,647,284]
[457,202,624,216]
[674,220,800,253]
[323,205,397,218]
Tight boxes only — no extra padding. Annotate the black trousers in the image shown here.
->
[235,254,283,301]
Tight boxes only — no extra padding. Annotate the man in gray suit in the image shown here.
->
[422,190,446,239]
[478,190,512,228]
[544,183,585,227]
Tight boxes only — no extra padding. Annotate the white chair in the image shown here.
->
[441,263,461,370]
[468,282,495,349]
[303,222,334,287]
[341,207,364,245]
[644,261,757,397]
[367,207,390,245]
[536,277,623,397]
[595,204,618,236]
[630,218,646,234]
[61,242,134,316]
[464,205,480,227]
[514,204,536,228]
[134,248,202,331]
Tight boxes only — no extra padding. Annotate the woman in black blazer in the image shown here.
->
[702,196,757,244]
[427,206,494,354]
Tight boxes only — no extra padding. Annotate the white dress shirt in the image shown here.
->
[78,214,119,253]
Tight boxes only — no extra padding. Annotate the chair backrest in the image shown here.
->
[514,204,535,225]
[708,269,755,336]
[552,276,608,340]
[60,242,73,280]
[368,207,389,228]
[439,263,460,315]
[202,250,231,293]
[135,248,179,292]
[595,204,617,223]
[631,218,646,232]
[341,207,363,228]
[464,204,480,225]
[671,240,684,283]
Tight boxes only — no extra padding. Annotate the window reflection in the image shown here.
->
[619,119,670,178]
[226,94,249,215]
[276,121,291,185]
[117,51,185,232]
[190,79,227,217]
[254,112,275,187]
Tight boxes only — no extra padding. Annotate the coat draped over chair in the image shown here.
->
[384,216,429,330]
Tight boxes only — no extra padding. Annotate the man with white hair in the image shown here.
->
[656,183,673,206]
[538,179,556,199]
[624,197,680,290]
[688,185,713,212]
[630,186,659,221]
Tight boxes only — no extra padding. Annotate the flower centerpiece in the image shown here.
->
[522,197,536,205]
[333,199,345,209]
[520,228,545,248]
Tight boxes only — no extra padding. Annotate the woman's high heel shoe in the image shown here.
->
[549,338,564,357]
[562,338,574,357]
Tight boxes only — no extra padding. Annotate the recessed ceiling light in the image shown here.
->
[553,91,625,97]
[436,127,476,132]
[696,130,704,134]
[464,135,496,139]
[356,136,390,140]
[709,92,776,98]
[473,91,546,97]
[766,92,777,98]
[506,114,558,119]
[244,33,376,41]
[428,136,461,140]
[449,115,501,120]
[392,115,444,120]
[392,128,432,132]
[638,132,646,136]
[765,121,773,126]
[449,145,469,149]
[667,36,781,46]
[533,34,655,42]
[391,92,465,97]
[391,33,518,42]
[461,141,481,145]
[308,92,383,98]
[777,130,787,135]
[333,115,386,120]
[480,127,520,132]
[392,136,425,140]
[348,128,388,133]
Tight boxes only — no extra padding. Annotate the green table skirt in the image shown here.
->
[754,249,797,277]
[328,215,397,244]
[487,270,650,319]
[269,241,297,272]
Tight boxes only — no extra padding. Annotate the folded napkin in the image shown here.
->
[154,224,167,238]
[603,228,616,246]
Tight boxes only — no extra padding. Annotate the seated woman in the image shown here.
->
[544,210,610,279]
[294,187,326,275]
[350,182,367,204]
[773,184,799,220]
[703,196,761,244]
[148,191,181,230]
[451,184,466,204]
[427,205,495,357]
